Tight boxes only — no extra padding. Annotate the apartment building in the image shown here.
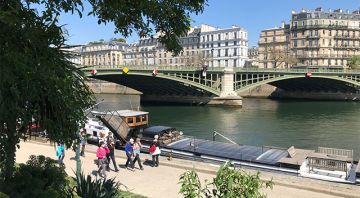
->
[258,22,291,68]
[123,24,248,68]
[199,24,248,67]
[81,41,127,67]
[247,46,259,67]
[258,8,360,68]
[291,8,360,68]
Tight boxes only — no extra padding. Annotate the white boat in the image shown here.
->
[84,117,110,142]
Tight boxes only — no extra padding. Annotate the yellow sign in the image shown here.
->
[122,67,129,74]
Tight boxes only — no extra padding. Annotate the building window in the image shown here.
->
[218,43,221,47]
[225,42,228,46]
[218,49,221,57]
[234,41,237,45]
[218,60,221,67]
[211,35,214,41]
[225,49,228,56]
[218,34,221,40]
[233,48,237,56]
[234,32,237,38]
[225,60,228,67]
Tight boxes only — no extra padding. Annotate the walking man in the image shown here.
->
[96,141,110,179]
[124,138,135,170]
[107,140,119,172]
[133,137,144,170]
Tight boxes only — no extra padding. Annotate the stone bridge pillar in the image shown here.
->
[207,67,242,107]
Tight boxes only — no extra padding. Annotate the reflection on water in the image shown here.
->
[95,94,360,159]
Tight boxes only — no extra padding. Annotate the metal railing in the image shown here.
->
[318,147,353,159]
[80,64,360,74]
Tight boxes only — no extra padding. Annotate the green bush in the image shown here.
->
[0,155,68,198]
[179,161,273,198]
[0,192,9,198]
[65,172,121,198]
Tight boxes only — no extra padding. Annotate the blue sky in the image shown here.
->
[59,0,360,47]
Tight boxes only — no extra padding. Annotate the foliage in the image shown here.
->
[0,0,95,181]
[65,172,121,198]
[349,56,360,69]
[179,170,203,198]
[0,0,207,181]
[179,161,273,198]
[0,192,9,198]
[111,38,127,43]
[0,155,68,198]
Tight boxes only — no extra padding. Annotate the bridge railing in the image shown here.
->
[80,65,224,72]
[79,65,360,74]
[234,67,360,74]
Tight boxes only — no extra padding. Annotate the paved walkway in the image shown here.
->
[16,141,359,198]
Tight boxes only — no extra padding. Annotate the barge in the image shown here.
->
[91,110,359,184]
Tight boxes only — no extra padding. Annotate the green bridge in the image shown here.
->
[82,65,360,106]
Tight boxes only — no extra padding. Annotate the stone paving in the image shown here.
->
[16,141,360,198]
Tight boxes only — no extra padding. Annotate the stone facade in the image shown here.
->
[123,24,248,68]
[81,41,127,67]
[258,8,360,68]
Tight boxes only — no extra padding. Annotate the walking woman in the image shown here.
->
[56,143,65,167]
[133,137,144,170]
[151,137,161,167]
[96,141,110,179]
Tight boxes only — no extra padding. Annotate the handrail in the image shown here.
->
[213,131,238,145]
[79,65,360,75]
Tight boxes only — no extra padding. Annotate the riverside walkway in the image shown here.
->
[16,141,360,198]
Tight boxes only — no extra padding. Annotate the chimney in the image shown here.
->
[281,21,286,28]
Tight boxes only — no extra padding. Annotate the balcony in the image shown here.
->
[295,53,353,59]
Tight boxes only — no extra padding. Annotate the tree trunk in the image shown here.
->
[1,119,18,181]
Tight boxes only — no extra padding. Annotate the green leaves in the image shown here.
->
[179,161,274,198]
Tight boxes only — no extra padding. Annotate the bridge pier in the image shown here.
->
[208,68,242,107]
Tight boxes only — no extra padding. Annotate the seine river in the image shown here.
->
[95,94,360,159]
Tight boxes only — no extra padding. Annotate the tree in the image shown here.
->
[263,44,298,68]
[111,38,127,43]
[0,0,207,181]
[349,55,360,69]
[179,161,273,198]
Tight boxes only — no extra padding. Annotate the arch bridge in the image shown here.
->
[82,65,360,105]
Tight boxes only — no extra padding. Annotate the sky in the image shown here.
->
[59,0,360,47]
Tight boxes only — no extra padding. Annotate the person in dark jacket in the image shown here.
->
[107,140,119,172]
[124,138,134,170]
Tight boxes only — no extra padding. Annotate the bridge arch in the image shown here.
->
[235,75,360,94]
[87,71,221,96]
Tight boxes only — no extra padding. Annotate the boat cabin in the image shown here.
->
[116,110,149,128]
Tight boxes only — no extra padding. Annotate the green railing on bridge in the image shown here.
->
[79,65,360,75]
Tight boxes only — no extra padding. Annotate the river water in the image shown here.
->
[95,94,360,159]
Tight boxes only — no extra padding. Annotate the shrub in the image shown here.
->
[0,155,68,198]
[179,161,273,198]
[65,172,121,198]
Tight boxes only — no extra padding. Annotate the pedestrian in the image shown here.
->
[80,129,87,157]
[132,137,144,170]
[107,140,119,172]
[124,138,135,170]
[56,143,65,167]
[151,136,161,167]
[98,132,107,146]
[96,141,110,179]
[106,131,115,144]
